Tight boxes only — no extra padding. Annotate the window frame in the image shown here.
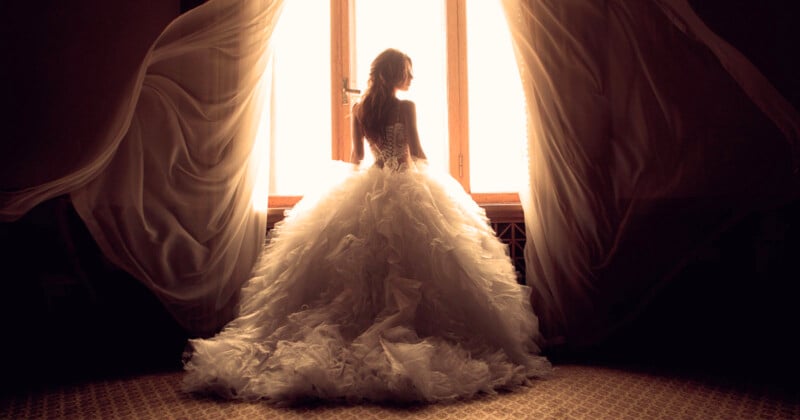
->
[267,0,521,209]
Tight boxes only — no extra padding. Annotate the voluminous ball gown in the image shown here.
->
[182,122,551,403]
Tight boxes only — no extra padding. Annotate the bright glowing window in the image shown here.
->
[466,0,527,193]
[265,0,527,203]
[268,0,331,196]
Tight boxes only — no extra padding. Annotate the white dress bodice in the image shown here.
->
[369,122,411,171]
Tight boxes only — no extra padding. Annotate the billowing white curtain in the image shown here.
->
[2,0,284,336]
[502,0,799,348]
[72,0,287,336]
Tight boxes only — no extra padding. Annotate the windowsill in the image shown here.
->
[268,193,521,209]
[266,201,523,227]
[482,202,524,222]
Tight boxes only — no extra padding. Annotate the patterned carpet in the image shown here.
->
[2,364,797,419]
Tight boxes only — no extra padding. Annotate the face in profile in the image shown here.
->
[396,61,413,92]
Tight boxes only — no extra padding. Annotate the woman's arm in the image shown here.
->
[404,101,427,161]
[350,105,365,165]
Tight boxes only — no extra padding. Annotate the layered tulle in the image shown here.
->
[183,162,550,403]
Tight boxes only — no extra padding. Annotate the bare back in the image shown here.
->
[351,100,427,169]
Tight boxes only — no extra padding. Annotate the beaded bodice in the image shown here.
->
[368,122,410,171]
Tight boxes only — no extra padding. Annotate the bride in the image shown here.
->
[182,48,550,403]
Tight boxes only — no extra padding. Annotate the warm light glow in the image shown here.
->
[268,1,332,196]
[257,1,527,204]
[467,0,527,193]
[354,0,449,170]
[250,61,273,212]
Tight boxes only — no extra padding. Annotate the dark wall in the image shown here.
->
[0,1,181,189]
[181,0,207,13]
[690,1,800,110]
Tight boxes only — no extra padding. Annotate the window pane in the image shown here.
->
[353,0,448,171]
[467,0,527,193]
[269,1,331,195]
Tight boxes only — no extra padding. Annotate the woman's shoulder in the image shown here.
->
[398,99,416,108]
[398,100,417,125]
[397,100,416,118]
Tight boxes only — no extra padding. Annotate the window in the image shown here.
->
[465,0,527,194]
[266,1,332,197]
[262,0,526,208]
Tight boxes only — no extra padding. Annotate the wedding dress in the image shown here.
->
[182,112,551,403]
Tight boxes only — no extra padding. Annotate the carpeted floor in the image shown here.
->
[2,364,797,419]
[2,199,799,419]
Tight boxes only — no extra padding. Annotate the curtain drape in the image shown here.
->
[502,0,799,349]
[72,0,285,336]
[2,0,284,336]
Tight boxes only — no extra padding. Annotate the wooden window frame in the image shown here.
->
[268,0,521,209]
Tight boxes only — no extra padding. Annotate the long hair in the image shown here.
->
[355,48,411,140]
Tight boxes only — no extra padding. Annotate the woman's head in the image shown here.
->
[368,48,413,92]
[355,49,413,140]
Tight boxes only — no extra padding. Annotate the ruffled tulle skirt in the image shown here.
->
[182,162,550,403]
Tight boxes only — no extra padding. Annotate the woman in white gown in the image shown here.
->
[182,48,550,403]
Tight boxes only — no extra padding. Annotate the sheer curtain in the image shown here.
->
[502,0,799,348]
[72,0,286,336]
[2,0,284,336]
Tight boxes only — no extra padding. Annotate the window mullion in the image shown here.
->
[331,0,353,161]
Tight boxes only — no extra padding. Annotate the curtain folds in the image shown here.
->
[502,0,799,348]
[72,0,284,335]
[2,0,284,336]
